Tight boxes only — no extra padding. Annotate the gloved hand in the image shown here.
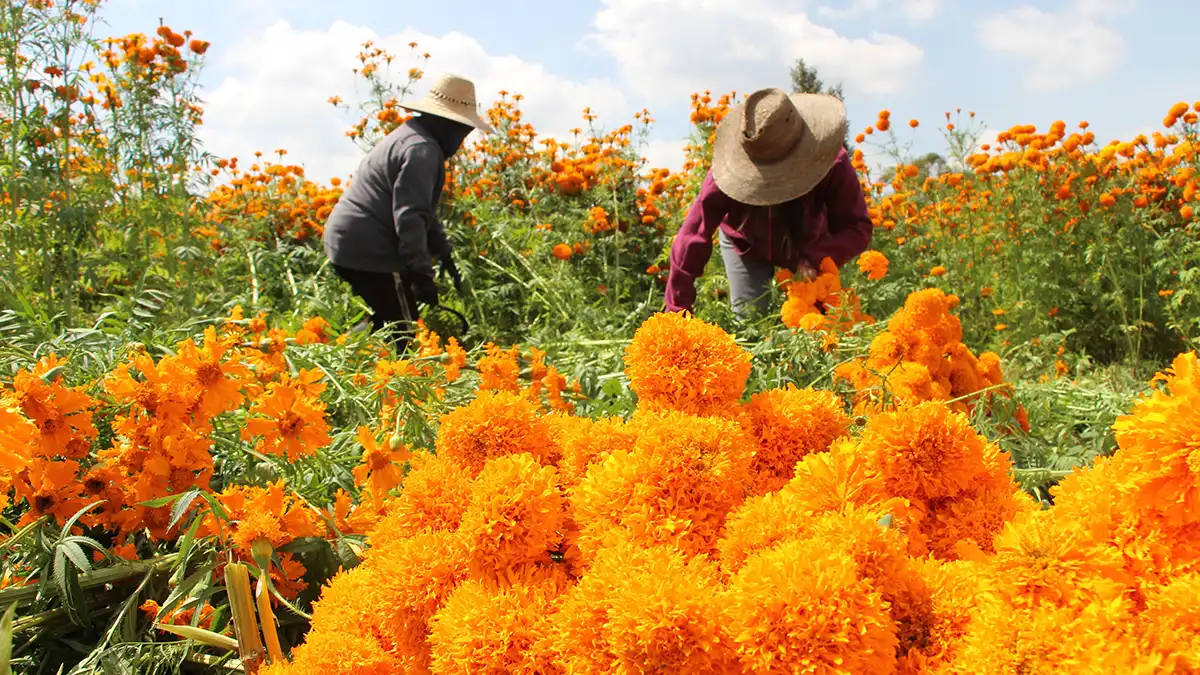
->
[405,274,439,306]
[795,261,819,281]
[438,253,463,292]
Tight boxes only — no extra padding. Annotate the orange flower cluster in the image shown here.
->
[835,288,1022,423]
[0,308,562,599]
[203,157,344,246]
[858,249,890,281]
[944,350,1200,671]
[262,311,1067,674]
[866,100,1199,244]
[99,26,203,85]
[779,256,874,343]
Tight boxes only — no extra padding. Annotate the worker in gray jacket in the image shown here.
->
[322,73,493,352]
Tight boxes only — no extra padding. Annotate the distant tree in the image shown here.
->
[881,151,950,184]
[789,58,851,152]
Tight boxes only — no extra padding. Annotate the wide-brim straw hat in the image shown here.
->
[400,73,495,135]
[712,88,848,206]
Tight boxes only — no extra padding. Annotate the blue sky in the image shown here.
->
[99,0,1198,183]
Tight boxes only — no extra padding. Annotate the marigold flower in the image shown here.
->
[435,391,556,476]
[242,379,331,459]
[740,385,850,495]
[351,426,410,498]
[545,541,737,673]
[860,402,995,504]
[458,453,565,578]
[1110,351,1200,529]
[0,404,36,480]
[10,355,98,459]
[572,410,753,561]
[428,566,568,674]
[546,414,638,488]
[624,312,751,416]
[725,538,899,674]
[475,343,521,394]
[368,450,473,547]
[858,249,889,280]
[552,243,572,260]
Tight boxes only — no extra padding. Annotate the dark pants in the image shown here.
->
[333,265,418,354]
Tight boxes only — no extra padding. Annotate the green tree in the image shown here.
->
[789,58,851,151]
[880,151,949,183]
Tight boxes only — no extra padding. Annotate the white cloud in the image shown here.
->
[200,19,630,183]
[641,138,688,173]
[978,0,1131,92]
[818,0,942,24]
[583,0,924,106]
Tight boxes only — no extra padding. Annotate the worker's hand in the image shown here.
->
[438,253,462,291]
[406,274,439,306]
[795,261,819,282]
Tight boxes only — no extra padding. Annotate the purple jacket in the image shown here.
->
[664,148,874,313]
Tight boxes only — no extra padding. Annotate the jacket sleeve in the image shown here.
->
[802,150,874,268]
[426,216,452,260]
[664,171,730,313]
[392,141,444,278]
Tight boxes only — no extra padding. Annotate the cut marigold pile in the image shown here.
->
[261,311,1200,675]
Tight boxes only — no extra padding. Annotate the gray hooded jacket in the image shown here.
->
[322,121,451,278]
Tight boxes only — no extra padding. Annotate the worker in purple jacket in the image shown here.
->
[664,87,874,317]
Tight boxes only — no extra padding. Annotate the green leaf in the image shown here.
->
[59,540,92,574]
[173,515,204,580]
[38,364,66,383]
[0,601,17,675]
[58,500,106,539]
[53,549,89,627]
[137,493,188,509]
[167,490,202,533]
[157,567,210,622]
[61,536,106,555]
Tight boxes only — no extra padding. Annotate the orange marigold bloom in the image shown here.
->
[368,450,474,547]
[623,311,751,416]
[860,402,994,503]
[1110,351,1200,529]
[10,355,98,459]
[428,567,568,674]
[740,385,850,495]
[351,426,410,498]
[458,453,565,578]
[552,243,572,260]
[0,403,35,496]
[929,265,947,277]
[547,414,638,488]
[171,325,250,420]
[545,541,737,673]
[435,391,556,476]
[475,343,521,394]
[241,378,331,459]
[212,481,322,555]
[572,410,753,562]
[725,538,899,674]
[858,249,889,280]
[444,337,467,382]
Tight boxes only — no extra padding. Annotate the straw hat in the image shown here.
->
[400,73,495,135]
[711,88,848,206]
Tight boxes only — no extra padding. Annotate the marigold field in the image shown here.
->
[2,2,1200,674]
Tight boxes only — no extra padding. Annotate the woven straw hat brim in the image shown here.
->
[401,96,495,135]
[711,93,848,206]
